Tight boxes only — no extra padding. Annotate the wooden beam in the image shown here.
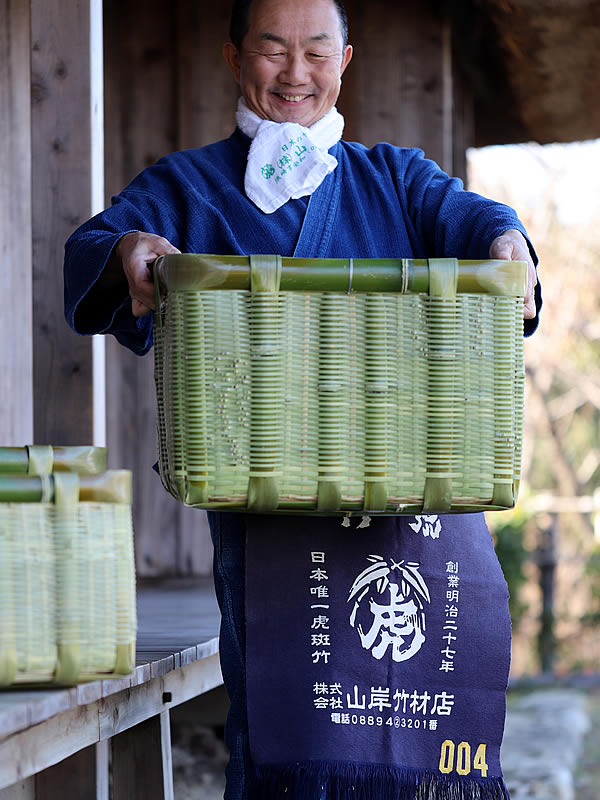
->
[523,492,600,515]
[30,0,104,444]
[0,0,33,445]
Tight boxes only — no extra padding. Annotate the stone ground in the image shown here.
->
[171,687,599,799]
[501,689,594,800]
[576,690,600,800]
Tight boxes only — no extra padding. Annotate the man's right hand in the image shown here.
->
[115,232,181,317]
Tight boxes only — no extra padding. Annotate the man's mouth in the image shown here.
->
[276,93,311,103]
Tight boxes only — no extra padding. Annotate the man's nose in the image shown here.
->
[279,54,309,85]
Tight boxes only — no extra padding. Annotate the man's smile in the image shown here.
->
[275,92,313,103]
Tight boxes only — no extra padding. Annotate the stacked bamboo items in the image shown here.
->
[0,446,136,686]
[153,255,527,515]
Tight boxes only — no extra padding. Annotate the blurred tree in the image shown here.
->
[470,141,600,674]
[491,513,529,628]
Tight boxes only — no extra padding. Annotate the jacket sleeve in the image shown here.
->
[64,171,184,356]
[400,148,542,336]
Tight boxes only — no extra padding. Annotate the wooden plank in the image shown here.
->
[102,0,177,572]
[105,343,175,575]
[342,0,446,164]
[30,0,103,444]
[100,676,133,697]
[0,704,98,790]
[441,14,454,175]
[169,0,230,578]
[0,698,30,742]
[35,743,105,800]
[99,654,223,741]
[103,0,177,192]
[179,647,198,667]
[77,681,104,707]
[131,663,152,687]
[452,48,475,184]
[161,655,223,710]
[111,711,174,800]
[0,688,77,740]
[176,0,238,149]
[159,711,175,800]
[96,740,109,800]
[150,656,176,679]
[0,0,33,446]
[0,778,35,800]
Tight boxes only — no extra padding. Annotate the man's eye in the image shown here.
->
[308,53,326,59]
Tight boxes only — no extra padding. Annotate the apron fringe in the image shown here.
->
[250,761,510,799]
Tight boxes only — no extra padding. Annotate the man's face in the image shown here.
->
[223,0,353,128]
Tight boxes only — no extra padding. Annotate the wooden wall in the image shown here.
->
[30,1,103,445]
[102,0,474,577]
[1,0,105,448]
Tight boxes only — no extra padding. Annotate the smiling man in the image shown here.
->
[223,0,353,127]
[64,1,541,798]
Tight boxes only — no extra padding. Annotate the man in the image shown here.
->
[64,1,541,797]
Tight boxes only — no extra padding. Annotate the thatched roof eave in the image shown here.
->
[447,0,600,146]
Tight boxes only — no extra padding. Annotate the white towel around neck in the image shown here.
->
[235,98,345,214]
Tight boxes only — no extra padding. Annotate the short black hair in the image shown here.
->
[229,0,349,51]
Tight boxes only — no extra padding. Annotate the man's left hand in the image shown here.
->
[489,229,537,319]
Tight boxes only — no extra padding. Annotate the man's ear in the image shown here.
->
[223,42,241,82]
[340,44,353,76]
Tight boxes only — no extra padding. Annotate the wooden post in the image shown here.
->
[30,0,104,445]
[0,1,33,446]
[111,711,174,800]
[536,513,558,674]
[451,55,475,185]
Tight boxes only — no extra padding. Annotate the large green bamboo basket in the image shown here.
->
[0,471,136,686]
[153,254,527,515]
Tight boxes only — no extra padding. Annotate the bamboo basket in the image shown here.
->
[0,471,136,686]
[0,445,107,476]
[153,255,527,515]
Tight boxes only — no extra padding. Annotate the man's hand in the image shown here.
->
[115,232,181,317]
[489,229,537,319]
